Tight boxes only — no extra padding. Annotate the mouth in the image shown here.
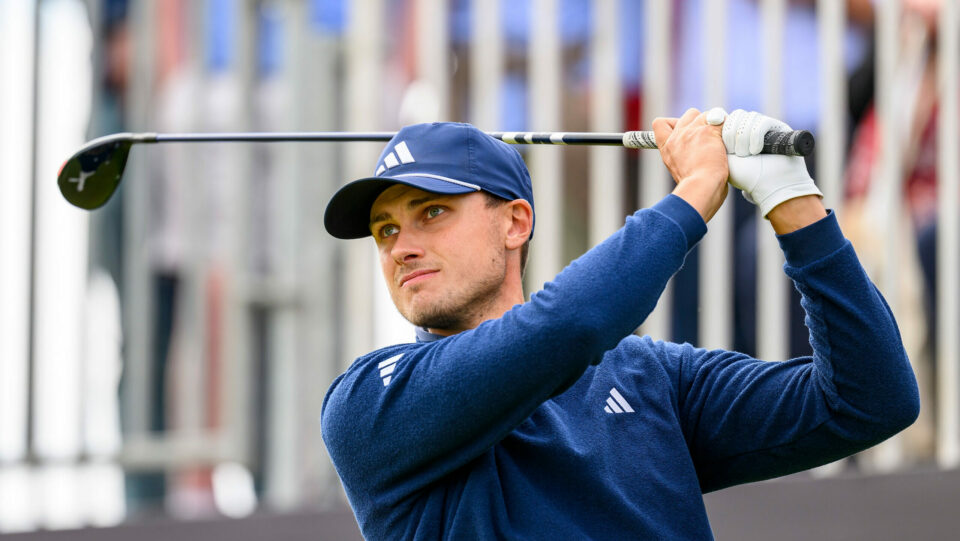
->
[399,269,439,288]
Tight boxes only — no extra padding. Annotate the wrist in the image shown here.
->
[756,180,824,218]
[672,173,728,222]
[767,195,827,234]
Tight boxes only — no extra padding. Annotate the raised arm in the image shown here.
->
[678,110,919,490]
[678,209,919,491]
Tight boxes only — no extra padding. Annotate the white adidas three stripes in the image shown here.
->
[375,141,416,176]
[604,388,635,414]
[378,354,403,386]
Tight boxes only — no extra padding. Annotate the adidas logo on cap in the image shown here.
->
[375,141,416,176]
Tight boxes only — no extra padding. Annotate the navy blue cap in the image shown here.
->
[324,122,535,239]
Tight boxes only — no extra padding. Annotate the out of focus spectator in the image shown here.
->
[88,0,129,293]
[842,0,951,463]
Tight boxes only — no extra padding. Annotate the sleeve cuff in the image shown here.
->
[651,194,708,251]
[776,209,846,267]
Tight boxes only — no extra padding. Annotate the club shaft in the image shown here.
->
[148,129,813,156]
[153,131,626,145]
[154,132,397,143]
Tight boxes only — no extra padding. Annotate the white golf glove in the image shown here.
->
[708,108,823,218]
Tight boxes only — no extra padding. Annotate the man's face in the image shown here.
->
[369,185,508,333]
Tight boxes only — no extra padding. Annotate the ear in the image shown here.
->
[504,199,533,250]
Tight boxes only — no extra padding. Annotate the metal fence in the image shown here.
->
[0,0,957,533]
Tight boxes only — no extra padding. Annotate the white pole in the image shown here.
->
[152,0,208,478]
[471,0,503,129]
[527,0,563,292]
[217,0,257,470]
[122,0,156,443]
[756,0,788,362]
[639,0,673,340]
[343,0,384,363]
[876,0,903,336]
[936,0,960,469]
[262,0,305,511]
[873,0,905,472]
[816,0,847,210]
[589,0,624,247]
[416,0,450,120]
[289,8,343,507]
[698,0,732,350]
[0,2,37,527]
[175,0,208,461]
[0,0,36,464]
[33,0,93,528]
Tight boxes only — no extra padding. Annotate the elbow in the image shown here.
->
[887,378,921,435]
[887,347,921,433]
[834,351,921,441]
[873,357,921,437]
[842,382,919,446]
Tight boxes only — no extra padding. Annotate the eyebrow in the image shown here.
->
[369,195,445,227]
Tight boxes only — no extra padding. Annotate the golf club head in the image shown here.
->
[57,133,135,210]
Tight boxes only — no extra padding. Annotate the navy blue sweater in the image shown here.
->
[321,195,920,540]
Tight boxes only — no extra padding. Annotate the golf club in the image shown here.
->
[57,129,814,210]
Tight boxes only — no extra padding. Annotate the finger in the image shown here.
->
[705,107,727,126]
[748,117,791,155]
[721,109,744,154]
[736,111,760,156]
[653,116,679,131]
[749,117,777,155]
[652,117,675,150]
[674,108,702,131]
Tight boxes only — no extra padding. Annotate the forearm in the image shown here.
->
[778,213,919,427]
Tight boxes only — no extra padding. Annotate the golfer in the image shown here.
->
[321,109,919,540]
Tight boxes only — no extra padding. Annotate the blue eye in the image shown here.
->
[426,206,445,218]
[380,224,399,238]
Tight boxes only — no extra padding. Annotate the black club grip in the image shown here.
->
[762,130,815,157]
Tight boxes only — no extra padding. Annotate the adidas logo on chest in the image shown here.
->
[603,387,635,414]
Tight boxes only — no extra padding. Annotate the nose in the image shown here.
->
[390,229,425,265]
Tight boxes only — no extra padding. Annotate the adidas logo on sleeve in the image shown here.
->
[378,354,404,386]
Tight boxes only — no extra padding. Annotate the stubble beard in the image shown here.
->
[400,254,506,332]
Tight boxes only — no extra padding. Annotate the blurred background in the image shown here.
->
[0,0,958,539]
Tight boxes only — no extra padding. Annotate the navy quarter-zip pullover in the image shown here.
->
[322,194,920,540]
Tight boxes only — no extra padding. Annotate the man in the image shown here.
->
[321,110,919,539]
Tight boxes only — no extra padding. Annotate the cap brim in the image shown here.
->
[324,175,479,239]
